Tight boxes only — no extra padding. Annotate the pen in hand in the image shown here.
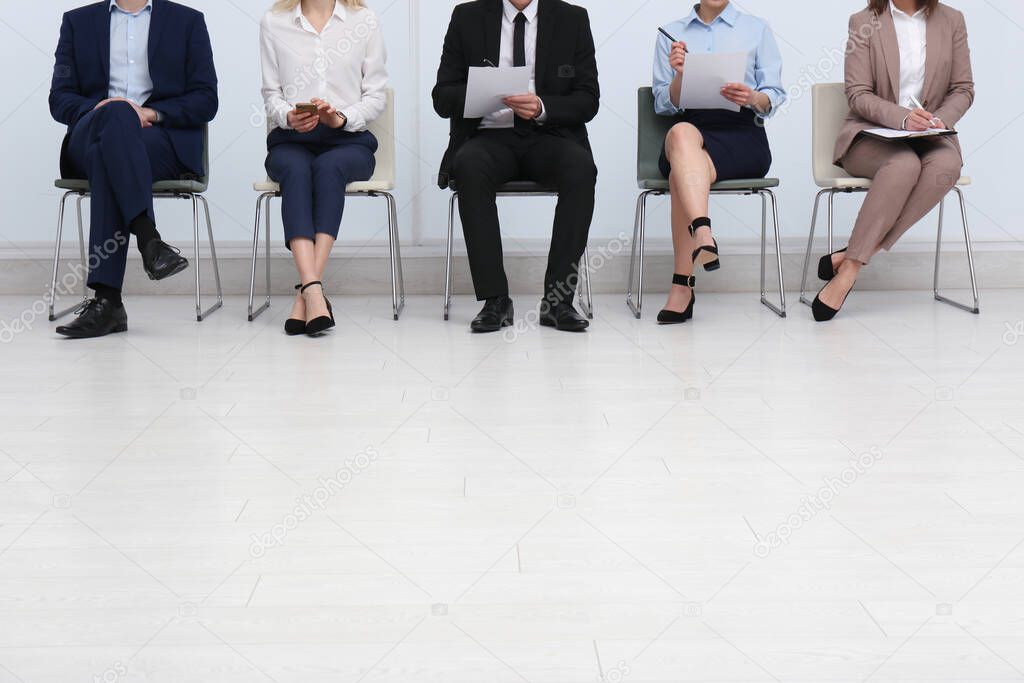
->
[658,27,688,52]
[909,95,941,128]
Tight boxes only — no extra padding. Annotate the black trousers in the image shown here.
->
[453,129,597,302]
[66,101,188,290]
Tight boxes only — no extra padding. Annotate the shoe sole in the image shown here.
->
[539,319,589,332]
[147,260,190,282]
[56,324,128,339]
[471,318,513,334]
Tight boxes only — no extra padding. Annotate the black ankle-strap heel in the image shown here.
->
[689,217,720,272]
[657,274,696,325]
[300,281,336,336]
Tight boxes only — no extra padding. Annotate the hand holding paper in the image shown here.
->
[678,51,748,112]
[464,66,532,118]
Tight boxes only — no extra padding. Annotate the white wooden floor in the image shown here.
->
[1,292,1023,683]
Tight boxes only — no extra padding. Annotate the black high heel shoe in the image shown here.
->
[284,284,306,336]
[812,279,855,322]
[817,248,848,282]
[658,274,696,325]
[301,281,336,336]
[689,217,720,272]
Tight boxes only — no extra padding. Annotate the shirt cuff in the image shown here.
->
[536,98,548,124]
[153,109,165,124]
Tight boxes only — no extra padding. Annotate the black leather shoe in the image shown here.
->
[55,298,128,339]
[141,240,189,281]
[471,296,514,333]
[539,301,590,332]
[817,248,848,282]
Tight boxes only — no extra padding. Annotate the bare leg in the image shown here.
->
[291,237,330,321]
[314,232,335,280]
[663,123,717,313]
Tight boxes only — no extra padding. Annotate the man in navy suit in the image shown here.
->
[49,0,218,338]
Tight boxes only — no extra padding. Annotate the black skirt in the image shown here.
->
[659,108,772,181]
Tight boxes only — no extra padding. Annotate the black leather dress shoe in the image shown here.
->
[141,240,189,281]
[539,301,590,332]
[55,298,128,339]
[471,296,514,333]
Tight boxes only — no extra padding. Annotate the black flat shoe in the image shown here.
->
[285,284,305,336]
[539,300,589,332]
[657,274,696,325]
[817,248,848,282]
[471,296,514,333]
[141,239,189,281]
[301,281,335,336]
[55,298,128,339]
[689,217,720,272]
[812,281,855,322]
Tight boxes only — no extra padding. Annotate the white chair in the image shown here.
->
[248,89,405,321]
[798,83,979,314]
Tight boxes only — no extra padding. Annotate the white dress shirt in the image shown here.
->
[260,1,388,132]
[891,1,928,109]
[480,0,547,129]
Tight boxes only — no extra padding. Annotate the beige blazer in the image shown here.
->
[834,3,975,165]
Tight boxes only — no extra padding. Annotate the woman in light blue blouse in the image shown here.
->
[652,0,785,324]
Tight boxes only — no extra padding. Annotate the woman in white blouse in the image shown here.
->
[260,0,388,336]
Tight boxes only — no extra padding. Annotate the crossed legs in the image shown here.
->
[663,123,718,313]
[818,137,961,311]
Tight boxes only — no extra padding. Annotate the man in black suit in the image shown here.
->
[433,0,600,333]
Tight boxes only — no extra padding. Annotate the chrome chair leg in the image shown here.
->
[247,192,274,322]
[626,191,653,319]
[49,191,88,321]
[196,195,223,322]
[798,191,831,311]
[383,191,405,321]
[577,248,594,319]
[443,192,457,321]
[934,186,981,314]
[191,194,203,321]
[760,189,787,318]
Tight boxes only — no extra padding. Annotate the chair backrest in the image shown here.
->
[365,88,396,187]
[812,83,853,185]
[637,87,677,184]
[261,89,396,188]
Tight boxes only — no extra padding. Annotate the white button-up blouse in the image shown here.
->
[260,2,388,132]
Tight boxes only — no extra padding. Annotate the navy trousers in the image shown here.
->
[66,101,188,289]
[265,127,377,248]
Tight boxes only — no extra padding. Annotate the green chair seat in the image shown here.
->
[55,178,209,194]
[638,177,780,192]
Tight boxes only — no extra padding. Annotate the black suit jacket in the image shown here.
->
[49,0,219,179]
[432,0,600,188]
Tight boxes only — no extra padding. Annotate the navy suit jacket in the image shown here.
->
[49,0,219,179]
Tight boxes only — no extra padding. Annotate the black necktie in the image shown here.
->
[513,12,530,133]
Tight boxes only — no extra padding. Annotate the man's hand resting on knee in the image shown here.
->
[94,98,159,128]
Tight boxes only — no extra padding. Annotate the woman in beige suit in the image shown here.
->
[813,0,974,322]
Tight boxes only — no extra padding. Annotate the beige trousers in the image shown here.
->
[841,135,962,265]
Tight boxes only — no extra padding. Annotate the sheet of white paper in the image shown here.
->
[864,127,954,139]
[464,66,532,118]
[679,51,749,112]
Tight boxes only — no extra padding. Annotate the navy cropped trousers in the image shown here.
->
[65,101,189,289]
[265,127,377,248]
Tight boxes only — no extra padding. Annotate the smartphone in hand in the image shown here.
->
[293,103,318,115]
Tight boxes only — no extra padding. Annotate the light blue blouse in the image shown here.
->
[653,2,786,118]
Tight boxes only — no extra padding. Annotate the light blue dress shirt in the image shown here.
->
[653,2,786,118]
[108,0,154,106]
